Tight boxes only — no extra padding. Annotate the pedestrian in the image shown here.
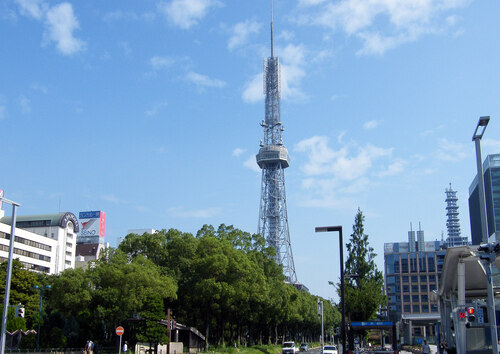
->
[85,340,94,354]
[123,341,128,352]
[422,340,430,354]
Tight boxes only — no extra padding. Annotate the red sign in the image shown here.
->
[458,312,466,319]
[116,326,124,336]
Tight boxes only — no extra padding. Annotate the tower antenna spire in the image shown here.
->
[270,0,274,58]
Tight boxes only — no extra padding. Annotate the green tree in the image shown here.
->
[343,208,386,321]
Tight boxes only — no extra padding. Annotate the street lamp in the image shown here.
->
[472,116,498,353]
[472,116,490,244]
[0,195,20,354]
[34,285,51,352]
[315,226,346,354]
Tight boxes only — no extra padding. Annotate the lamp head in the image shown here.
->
[473,116,490,140]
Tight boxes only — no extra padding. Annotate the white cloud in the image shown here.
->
[145,101,168,117]
[186,71,226,88]
[435,138,467,162]
[15,0,47,19]
[158,0,221,30]
[294,135,398,209]
[482,138,500,156]
[298,0,470,55]
[102,194,122,204]
[242,73,263,103]
[43,3,85,55]
[15,0,85,55]
[298,0,326,6]
[19,95,31,113]
[150,56,174,70]
[232,148,246,157]
[30,83,48,94]
[228,19,261,51]
[118,41,131,56]
[103,10,155,22]
[378,159,406,177]
[244,155,260,172]
[167,206,221,218]
[363,119,380,130]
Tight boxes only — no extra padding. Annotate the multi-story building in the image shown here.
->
[469,154,500,245]
[0,212,79,274]
[384,227,446,344]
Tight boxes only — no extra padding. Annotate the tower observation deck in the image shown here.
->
[256,0,297,283]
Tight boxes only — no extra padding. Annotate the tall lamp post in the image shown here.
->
[472,116,490,244]
[34,285,51,352]
[472,116,498,353]
[315,226,346,354]
[0,195,20,354]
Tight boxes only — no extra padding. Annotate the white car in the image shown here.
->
[282,341,299,354]
[322,345,338,354]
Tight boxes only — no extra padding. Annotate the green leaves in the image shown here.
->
[342,208,386,322]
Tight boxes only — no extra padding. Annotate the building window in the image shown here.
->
[403,285,409,293]
[402,275,409,282]
[65,260,71,265]
[413,305,420,312]
[401,258,408,273]
[421,284,428,292]
[412,285,419,292]
[66,251,72,256]
[412,295,419,302]
[428,255,435,272]
[0,244,50,262]
[404,305,411,312]
[411,276,418,283]
[404,295,410,302]
[0,232,52,251]
[66,242,72,248]
[420,275,427,282]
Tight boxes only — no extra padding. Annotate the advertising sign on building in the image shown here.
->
[79,211,106,238]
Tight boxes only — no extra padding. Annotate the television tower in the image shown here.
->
[256,0,297,283]
[445,183,468,247]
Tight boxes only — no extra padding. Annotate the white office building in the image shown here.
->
[0,212,79,274]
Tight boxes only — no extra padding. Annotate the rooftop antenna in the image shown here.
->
[270,0,274,58]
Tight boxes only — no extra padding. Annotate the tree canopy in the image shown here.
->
[0,224,341,350]
[342,208,386,322]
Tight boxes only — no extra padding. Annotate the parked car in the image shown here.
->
[282,341,299,354]
[299,343,309,352]
[323,345,338,354]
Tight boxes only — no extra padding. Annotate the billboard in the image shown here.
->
[79,211,106,238]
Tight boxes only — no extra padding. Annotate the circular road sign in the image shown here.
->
[116,326,125,336]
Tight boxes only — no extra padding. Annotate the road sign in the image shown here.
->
[116,326,124,336]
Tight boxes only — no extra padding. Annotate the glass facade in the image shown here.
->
[469,154,500,245]
[384,241,445,321]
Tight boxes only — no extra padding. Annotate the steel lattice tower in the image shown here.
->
[256,0,297,283]
[445,183,467,247]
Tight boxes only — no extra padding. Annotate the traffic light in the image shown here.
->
[467,306,475,322]
[18,307,24,318]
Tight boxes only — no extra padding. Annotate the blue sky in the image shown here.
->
[1,0,500,300]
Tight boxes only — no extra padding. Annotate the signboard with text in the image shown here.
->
[79,211,106,238]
